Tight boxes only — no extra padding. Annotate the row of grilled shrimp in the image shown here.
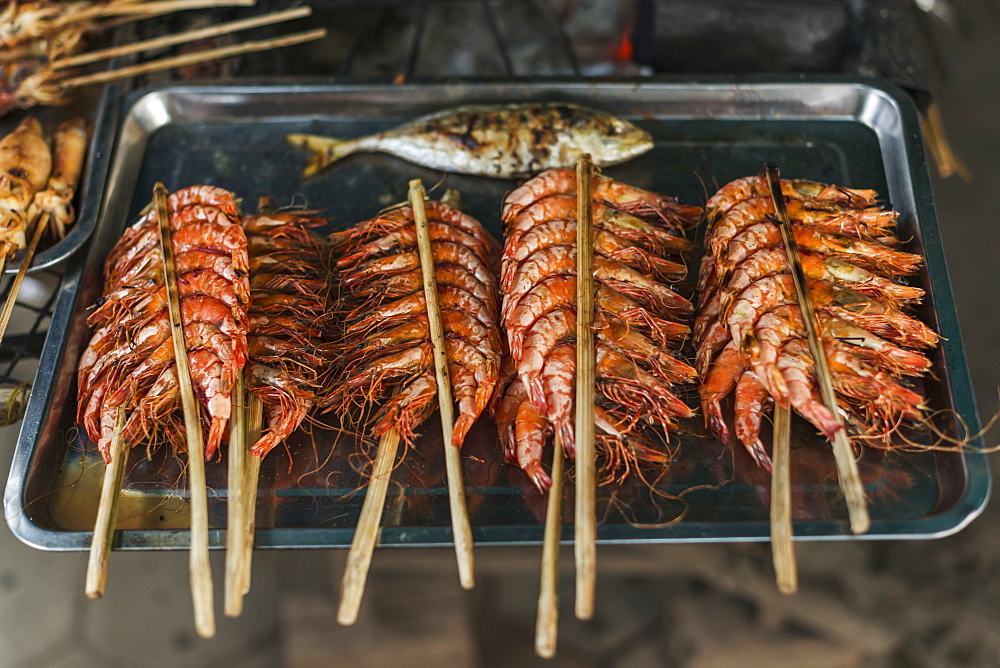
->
[78,186,329,462]
[326,200,503,450]
[492,169,702,491]
[243,211,332,457]
[696,177,939,469]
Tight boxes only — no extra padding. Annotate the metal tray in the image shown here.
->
[0,82,119,274]
[4,79,988,550]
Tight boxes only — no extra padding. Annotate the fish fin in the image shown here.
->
[285,134,361,178]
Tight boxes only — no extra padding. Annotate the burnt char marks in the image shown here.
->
[553,105,576,122]
[438,111,484,152]
[445,132,482,151]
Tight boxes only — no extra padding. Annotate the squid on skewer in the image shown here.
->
[29,117,89,238]
[0,116,51,251]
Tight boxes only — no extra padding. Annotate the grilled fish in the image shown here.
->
[287,103,654,179]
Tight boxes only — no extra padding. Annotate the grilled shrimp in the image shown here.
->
[698,175,939,463]
[498,172,698,487]
[505,194,690,252]
[725,222,923,276]
[705,176,880,221]
[733,371,772,470]
[331,199,501,449]
[503,218,686,285]
[503,169,680,220]
[243,212,331,458]
[728,274,937,355]
[78,185,248,461]
[710,196,897,258]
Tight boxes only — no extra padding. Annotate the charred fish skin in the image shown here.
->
[288,103,654,179]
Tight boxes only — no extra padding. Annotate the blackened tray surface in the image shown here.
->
[5,79,988,550]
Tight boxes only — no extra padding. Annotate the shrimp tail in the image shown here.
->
[205,417,227,461]
[525,462,553,492]
[452,415,476,449]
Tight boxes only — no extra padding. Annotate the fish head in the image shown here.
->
[588,113,654,164]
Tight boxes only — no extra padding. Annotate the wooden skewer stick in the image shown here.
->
[57,29,327,90]
[770,405,797,594]
[0,213,49,348]
[338,427,401,625]
[764,164,870,535]
[84,406,126,599]
[224,371,248,617]
[235,196,272,601]
[53,6,312,70]
[535,439,565,659]
[409,179,476,589]
[239,396,263,599]
[52,0,256,27]
[153,183,215,638]
[574,155,597,620]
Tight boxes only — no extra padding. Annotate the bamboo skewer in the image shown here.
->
[153,183,215,638]
[338,427,401,625]
[53,6,312,70]
[535,439,565,659]
[239,396,263,598]
[224,371,248,617]
[224,196,275,612]
[226,391,263,614]
[574,156,596,620]
[52,0,256,28]
[0,213,49,347]
[764,164,870,535]
[921,102,972,182]
[409,179,476,590]
[84,406,126,599]
[770,405,797,594]
[57,29,327,90]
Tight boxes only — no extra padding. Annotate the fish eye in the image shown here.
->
[609,125,624,136]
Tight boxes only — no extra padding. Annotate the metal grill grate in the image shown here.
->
[0,267,63,384]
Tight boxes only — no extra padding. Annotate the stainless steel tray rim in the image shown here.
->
[5,78,988,551]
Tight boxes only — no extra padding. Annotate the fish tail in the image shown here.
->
[285,134,361,178]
